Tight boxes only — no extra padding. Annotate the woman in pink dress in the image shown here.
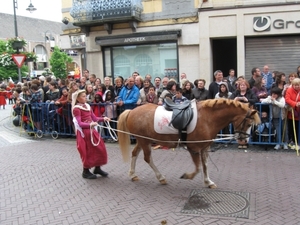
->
[0,85,7,109]
[72,89,110,179]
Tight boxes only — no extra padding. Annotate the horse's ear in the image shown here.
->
[250,109,261,125]
[249,109,257,116]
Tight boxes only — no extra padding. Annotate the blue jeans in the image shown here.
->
[273,118,288,144]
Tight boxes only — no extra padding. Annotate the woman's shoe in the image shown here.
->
[242,144,248,149]
[93,167,108,177]
[238,145,243,149]
[82,169,97,179]
[283,144,288,150]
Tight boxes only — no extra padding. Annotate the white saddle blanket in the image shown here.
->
[154,100,197,134]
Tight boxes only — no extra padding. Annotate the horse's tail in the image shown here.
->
[117,110,131,162]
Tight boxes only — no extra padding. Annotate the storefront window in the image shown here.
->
[104,48,112,78]
[103,42,178,82]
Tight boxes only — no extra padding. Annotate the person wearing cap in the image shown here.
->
[72,89,110,179]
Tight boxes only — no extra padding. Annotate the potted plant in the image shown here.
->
[42,68,53,76]
[25,52,37,62]
[6,37,27,49]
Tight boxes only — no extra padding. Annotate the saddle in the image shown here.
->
[164,98,194,144]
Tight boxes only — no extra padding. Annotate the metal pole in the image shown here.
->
[13,0,18,37]
[44,30,50,68]
[13,0,22,82]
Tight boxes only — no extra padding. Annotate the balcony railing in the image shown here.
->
[70,0,143,26]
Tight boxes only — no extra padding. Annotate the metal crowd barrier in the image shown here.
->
[19,102,118,139]
[18,101,296,148]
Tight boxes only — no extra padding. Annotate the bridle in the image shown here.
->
[234,109,253,140]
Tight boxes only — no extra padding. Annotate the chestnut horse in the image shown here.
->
[117,99,260,188]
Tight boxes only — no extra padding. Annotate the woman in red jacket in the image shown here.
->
[285,78,300,145]
[0,85,7,109]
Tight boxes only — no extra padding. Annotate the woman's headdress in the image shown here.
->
[71,89,86,117]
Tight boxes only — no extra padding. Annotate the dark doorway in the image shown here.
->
[212,38,237,79]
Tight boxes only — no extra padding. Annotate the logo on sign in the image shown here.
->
[253,16,271,32]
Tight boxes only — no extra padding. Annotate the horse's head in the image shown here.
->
[233,108,261,145]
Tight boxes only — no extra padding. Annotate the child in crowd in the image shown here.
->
[54,88,69,118]
[103,90,117,142]
[261,87,288,150]
[103,90,117,119]
[215,82,232,137]
[92,92,105,117]
[29,84,42,130]
[257,111,271,134]
[172,88,187,104]
[20,86,31,102]
[215,82,232,99]
[146,86,158,104]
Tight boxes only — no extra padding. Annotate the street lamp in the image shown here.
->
[44,30,53,67]
[13,0,37,82]
[26,0,37,13]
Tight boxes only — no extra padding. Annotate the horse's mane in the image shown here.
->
[201,99,248,110]
[200,99,261,124]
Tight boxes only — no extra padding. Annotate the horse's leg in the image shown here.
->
[201,147,217,189]
[129,143,142,181]
[180,148,200,180]
[141,142,167,184]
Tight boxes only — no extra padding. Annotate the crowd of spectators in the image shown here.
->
[1,65,300,149]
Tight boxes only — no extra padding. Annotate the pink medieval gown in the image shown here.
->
[73,103,107,168]
[0,90,7,107]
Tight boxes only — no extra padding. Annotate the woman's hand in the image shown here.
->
[103,117,111,122]
[90,121,98,128]
[243,97,248,102]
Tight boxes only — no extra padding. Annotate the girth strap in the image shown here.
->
[163,98,194,143]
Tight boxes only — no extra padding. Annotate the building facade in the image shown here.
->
[61,0,200,82]
[61,0,300,84]
[0,13,62,77]
[199,0,300,81]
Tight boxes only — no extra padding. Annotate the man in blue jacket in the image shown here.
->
[261,65,273,93]
[117,76,140,111]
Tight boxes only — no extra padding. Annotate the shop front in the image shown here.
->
[199,4,300,82]
[95,30,181,81]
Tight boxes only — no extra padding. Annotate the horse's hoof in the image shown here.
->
[180,173,187,179]
[159,179,167,185]
[131,176,139,181]
[208,184,217,189]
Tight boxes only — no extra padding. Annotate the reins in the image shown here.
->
[233,109,252,139]
[90,121,119,146]
[97,119,236,144]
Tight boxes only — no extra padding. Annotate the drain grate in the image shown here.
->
[181,189,250,218]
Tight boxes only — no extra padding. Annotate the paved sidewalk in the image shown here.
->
[1,104,300,224]
[0,104,36,147]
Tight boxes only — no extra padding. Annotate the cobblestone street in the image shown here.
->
[1,105,300,225]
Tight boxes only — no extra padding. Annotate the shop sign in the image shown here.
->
[253,16,300,32]
[124,37,146,43]
[96,33,179,46]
